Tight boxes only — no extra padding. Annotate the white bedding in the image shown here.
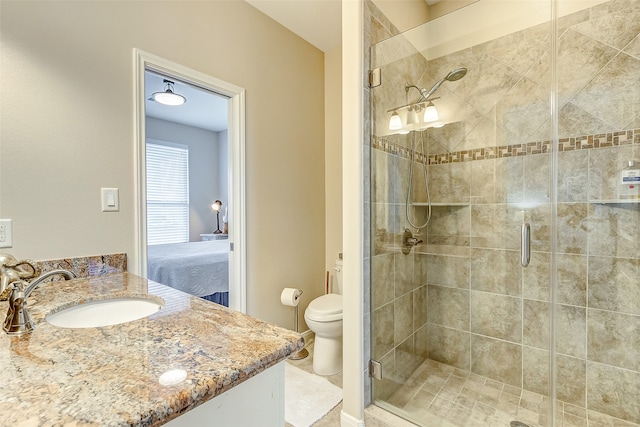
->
[147,240,229,297]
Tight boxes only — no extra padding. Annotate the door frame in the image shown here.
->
[133,49,247,313]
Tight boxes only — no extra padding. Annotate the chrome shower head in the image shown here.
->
[445,67,467,82]
[418,67,468,102]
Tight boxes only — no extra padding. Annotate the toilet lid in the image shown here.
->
[305,294,343,322]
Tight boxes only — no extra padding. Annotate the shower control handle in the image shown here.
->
[401,228,423,255]
[406,236,423,245]
[521,223,531,267]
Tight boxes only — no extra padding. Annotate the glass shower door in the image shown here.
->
[369,2,554,425]
[553,0,640,425]
[369,0,640,426]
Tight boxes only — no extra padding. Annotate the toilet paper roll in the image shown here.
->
[280,288,303,307]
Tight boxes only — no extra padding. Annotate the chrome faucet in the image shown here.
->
[3,269,76,335]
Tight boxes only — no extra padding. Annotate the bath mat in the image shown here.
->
[285,363,343,427]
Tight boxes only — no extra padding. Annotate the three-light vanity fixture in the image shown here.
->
[387,67,467,133]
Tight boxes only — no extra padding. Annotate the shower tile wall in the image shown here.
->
[371,0,640,424]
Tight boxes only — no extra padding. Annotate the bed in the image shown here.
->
[147,240,229,306]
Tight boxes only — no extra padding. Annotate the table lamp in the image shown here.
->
[211,200,222,234]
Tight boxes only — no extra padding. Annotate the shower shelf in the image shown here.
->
[412,202,469,207]
[589,199,640,204]
[412,201,639,206]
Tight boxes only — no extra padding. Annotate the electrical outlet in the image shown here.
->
[0,219,13,248]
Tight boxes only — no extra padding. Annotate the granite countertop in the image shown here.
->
[0,273,303,426]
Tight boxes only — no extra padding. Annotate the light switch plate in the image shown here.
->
[101,188,119,212]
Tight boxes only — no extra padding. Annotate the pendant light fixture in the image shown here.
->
[152,79,186,106]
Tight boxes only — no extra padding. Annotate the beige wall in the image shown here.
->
[368,0,478,35]
[0,0,325,330]
[324,44,343,290]
[426,0,476,22]
[370,0,428,32]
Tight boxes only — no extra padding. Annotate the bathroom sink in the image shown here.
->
[46,296,164,328]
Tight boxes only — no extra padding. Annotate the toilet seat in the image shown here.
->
[305,294,342,322]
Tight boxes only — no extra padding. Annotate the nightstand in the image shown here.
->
[200,233,228,241]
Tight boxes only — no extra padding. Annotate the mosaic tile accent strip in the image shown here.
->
[372,129,640,165]
[560,130,637,151]
[36,253,127,280]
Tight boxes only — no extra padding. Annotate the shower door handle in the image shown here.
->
[521,223,531,267]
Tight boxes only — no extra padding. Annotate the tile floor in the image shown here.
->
[365,359,639,427]
[287,351,638,427]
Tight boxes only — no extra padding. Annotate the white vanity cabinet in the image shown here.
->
[164,362,285,427]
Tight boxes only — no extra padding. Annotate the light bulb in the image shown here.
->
[389,111,402,130]
[423,102,439,122]
[406,108,419,125]
[153,91,186,106]
[152,80,186,106]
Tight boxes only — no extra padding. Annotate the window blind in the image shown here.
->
[146,142,189,245]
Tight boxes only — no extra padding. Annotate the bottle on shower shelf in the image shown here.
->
[620,160,640,200]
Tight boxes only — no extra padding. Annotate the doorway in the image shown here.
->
[134,49,247,313]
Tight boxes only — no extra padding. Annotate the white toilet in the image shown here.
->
[304,258,343,376]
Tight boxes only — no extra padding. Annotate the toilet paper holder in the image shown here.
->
[282,288,309,361]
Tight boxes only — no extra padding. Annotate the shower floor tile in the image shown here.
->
[372,359,639,427]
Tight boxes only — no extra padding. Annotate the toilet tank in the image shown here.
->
[334,258,343,294]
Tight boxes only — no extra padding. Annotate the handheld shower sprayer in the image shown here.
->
[414,67,468,103]
[398,68,468,236]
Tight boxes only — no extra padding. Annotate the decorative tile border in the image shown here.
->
[372,129,640,165]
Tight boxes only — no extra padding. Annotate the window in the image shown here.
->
[146,141,189,245]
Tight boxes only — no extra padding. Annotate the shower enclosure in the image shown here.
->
[368,1,640,426]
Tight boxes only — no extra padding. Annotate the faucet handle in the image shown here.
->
[6,280,25,302]
[3,280,34,335]
[2,280,24,299]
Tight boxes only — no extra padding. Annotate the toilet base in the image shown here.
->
[312,335,343,376]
